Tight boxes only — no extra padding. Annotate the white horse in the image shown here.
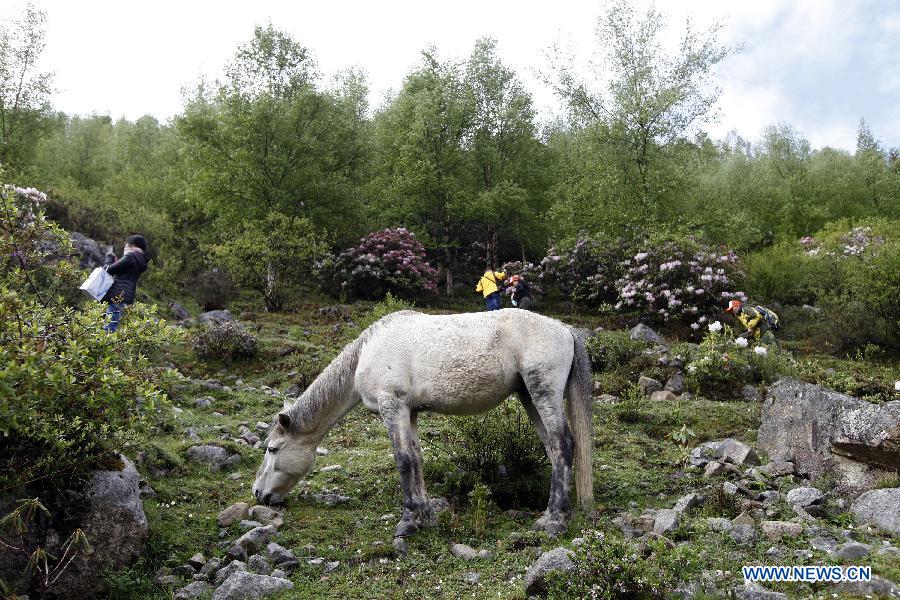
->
[253,309,594,537]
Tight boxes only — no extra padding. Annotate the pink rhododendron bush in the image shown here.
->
[615,240,746,327]
[335,228,438,299]
[539,236,630,304]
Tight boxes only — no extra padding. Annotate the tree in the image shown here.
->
[370,50,473,294]
[208,212,329,311]
[0,2,54,171]
[463,38,549,268]
[548,0,731,223]
[177,24,367,242]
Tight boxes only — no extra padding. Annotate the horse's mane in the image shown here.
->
[285,310,420,433]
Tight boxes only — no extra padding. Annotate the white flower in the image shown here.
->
[754,346,768,356]
[708,321,722,333]
[687,364,697,373]
[690,322,700,330]
[735,337,749,347]
[895,381,900,391]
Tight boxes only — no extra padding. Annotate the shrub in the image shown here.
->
[541,235,631,304]
[0,180,178,491]
[684,322,796,399]
[192,268,234,311]
[335,228,438,300]
[193,320,259,361]
[615,237,746,328]
[585,331,648,371]
[546,530,701,599]
[209,212,329,312]
[427,398,549,509]
[500,260,544,295]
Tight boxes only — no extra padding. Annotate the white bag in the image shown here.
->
[79,267,114,301]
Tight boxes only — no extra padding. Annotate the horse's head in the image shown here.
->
[252,411,317,505]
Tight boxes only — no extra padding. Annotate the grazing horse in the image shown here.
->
[253,309,594,537]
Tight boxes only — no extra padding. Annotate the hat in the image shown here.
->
[126,234,147,253]
[725,299,742,313]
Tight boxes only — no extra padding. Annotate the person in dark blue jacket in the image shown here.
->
[103,234,149,332]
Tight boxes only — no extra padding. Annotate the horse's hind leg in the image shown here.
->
[523,375,574,536]
[377,392,429,538]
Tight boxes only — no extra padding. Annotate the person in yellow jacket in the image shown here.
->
[475,269,506,311]
[725,299,779,343]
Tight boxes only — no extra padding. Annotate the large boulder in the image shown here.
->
[198,310,233,326]
[212,571,293,600]
[524,547,575,595]
[36,231,110,269]
[0,456,148,599]
[690,438,760,467]
[758,379,900,497]
[851,488,900,536]
[629,324,665,345]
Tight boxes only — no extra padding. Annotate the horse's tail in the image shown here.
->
[566,328,594,513]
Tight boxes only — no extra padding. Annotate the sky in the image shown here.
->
[4,0,899,151]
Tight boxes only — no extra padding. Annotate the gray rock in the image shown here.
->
[832,541,871,560]
[851,488,900,536]
[199,557,221,577]
[186,445,240,471]
[690,438,760,467]
[835,576,900,598]
[462,571,481,585]
[723,482,739,495]
[741,385,762,402]
[673,493,703,515]
[284,383,302,397]
[758,379,900,497]
[707,517,733,533]
[664,372,684,394]
[169,301,191,320]
[270,569,287,579]
[324,560,340,573]
[650,390,678,402]
[248,505,284,528]
[450,543,478,560]
[12,455,150,599]
[653,509,681,535]
[808,535,839,553]
[320,464,342,473]
[595,393,619,404]
[236,525,277,553]
[785,487,824,507]
[218,502,251,526]
[198,310,233,325]
[630,323,664,344]
[194,396,214,408]
[704,461,726,477]
[313,492,350,506]
[757,491,780,504]
[265,542,295,565]
[174,581,213,600]
[212,571,293,600]
[248,554,272,575]
[732,582,788,599]
[729,524,758,545]
[188,552,206,570]
[760,521,802,542]
[523,547,575,595]
[758,461,794,478]
[213,560,246,586]
[638,376,663,395]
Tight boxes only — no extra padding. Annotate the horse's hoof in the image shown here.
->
[394,519,419,538]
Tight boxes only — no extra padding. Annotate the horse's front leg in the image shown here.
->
[378,393,429,538]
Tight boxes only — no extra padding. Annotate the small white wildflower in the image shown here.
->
[735,337,749,348]
[754,346,768,357]
[708,321,722,333]
[894,381,900,391]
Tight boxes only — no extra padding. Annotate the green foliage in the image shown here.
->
[191,268,234,311]
[744,241,824,305]
[0,181,179,490]
[193,320,259,361]
[208,212,329,312]
[467,483,492,538]
[615,384,648,423]
[354,292,414,331]
[428,398,549,509]
[684,323,796,399]
[546,530,701,599]
[586,330,647,371]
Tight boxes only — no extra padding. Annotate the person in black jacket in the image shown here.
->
[103,234,149,332]
[509,274,533,311]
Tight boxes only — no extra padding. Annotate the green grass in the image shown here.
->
[109,301,900,599]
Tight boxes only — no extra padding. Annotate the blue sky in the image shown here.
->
[3,0,899,151]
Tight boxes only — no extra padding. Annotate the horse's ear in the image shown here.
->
[278,413,291,430]
[282,398,292,412]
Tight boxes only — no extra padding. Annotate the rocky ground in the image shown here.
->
[98,302,899,599]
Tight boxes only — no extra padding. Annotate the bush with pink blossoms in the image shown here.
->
[336,228,438,300]
[500,260,545,296]
[614,239,746,327]
[541,236,630,305]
